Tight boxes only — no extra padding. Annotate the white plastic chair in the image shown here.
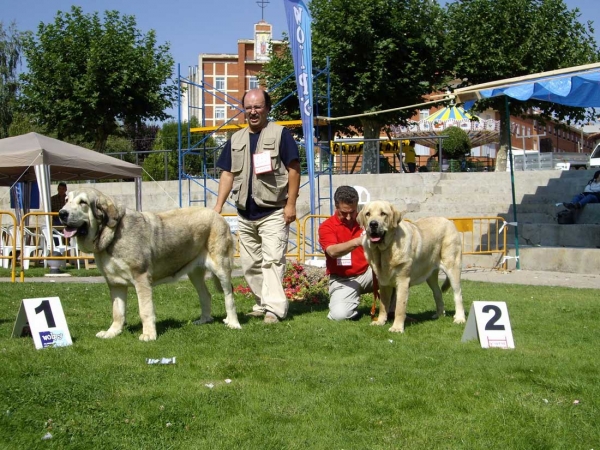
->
[353,185,371,207]
[1,226,13,269]
[2,225,42,270]
[41,225,80,269]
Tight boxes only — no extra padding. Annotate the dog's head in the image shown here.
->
[59,188,124,252]
[357,200,403,247]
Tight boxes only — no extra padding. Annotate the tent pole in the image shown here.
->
[505,96,520,270]
[135,177,142,211]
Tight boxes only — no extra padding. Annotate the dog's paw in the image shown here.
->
[96,329,121,339]
[193,316,214,325]
[431,311,445,320]
[138,332,157,342]
[388,325,405,333]
[223,318,242,330]
[453,315,466,324]
[370,319,386,327]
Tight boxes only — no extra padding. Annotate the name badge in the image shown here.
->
[337,253,352,266]
[253,152,272,175]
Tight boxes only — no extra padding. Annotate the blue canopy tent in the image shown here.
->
[453,62,600,269]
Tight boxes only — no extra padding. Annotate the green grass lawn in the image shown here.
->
[0,278,598,449]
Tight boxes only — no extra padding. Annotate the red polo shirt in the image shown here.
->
[318,214,369,277]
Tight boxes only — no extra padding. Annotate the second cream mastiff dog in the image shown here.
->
[358,200,465,333]
[58,188,241,341]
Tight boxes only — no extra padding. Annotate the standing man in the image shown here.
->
[318,186,374,321]
[402,140,417,173]
[51,182,67,225]
[214,89,301,324]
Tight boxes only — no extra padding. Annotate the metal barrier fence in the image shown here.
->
[1,211,506,282]
[298,215,507,269]
[1,211,90,282]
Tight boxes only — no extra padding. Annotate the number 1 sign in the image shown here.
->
[12,297,73,350]
[461,301,515,349]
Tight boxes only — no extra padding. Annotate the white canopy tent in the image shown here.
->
[0,133,143,223]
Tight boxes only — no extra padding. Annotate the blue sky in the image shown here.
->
[3,0,598,68]
[1,0,599,120]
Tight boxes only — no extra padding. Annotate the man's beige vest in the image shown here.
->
[229,121,288,210]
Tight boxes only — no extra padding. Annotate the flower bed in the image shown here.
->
[234,261,328,305]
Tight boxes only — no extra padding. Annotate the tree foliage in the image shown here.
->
[144,118,217,181]
[442,126,471,159]
[309,0,447,172]
[20,6,177,151]
[259,36,300,123]
[260,35,333,141]
[445,0,600,168]
[0,21,27,138]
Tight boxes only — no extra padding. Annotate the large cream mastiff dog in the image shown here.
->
[59,188,241,341]
[358,200,465,333]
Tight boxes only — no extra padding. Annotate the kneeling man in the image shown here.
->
[318,186,374,320]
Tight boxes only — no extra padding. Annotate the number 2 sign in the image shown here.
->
[461,301,515,349]
[12,297,73,350]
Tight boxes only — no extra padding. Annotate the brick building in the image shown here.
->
[182,20,283,129]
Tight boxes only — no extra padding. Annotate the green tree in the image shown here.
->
[144,118,217,181]
[0,21,27,138]
[442,126,471,160]
[445,0,600,170]
[259,36,300,123]
[309,0,447,173]
[20,6,177,151]
[260,36,333,142]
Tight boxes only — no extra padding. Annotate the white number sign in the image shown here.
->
[461,301,515,349]
[12,297,73,350]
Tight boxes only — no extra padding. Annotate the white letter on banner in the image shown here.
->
[294,6,302,24]
[304,99,311,116]
[296,27,305,44]
[298,73,309,96]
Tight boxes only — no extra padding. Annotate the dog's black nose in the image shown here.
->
[369,220,378,228]
[58,210,68,221]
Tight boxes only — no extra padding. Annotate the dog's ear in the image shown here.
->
[391,204,403,226]
[357,205,367,228]
[92,194,124,228]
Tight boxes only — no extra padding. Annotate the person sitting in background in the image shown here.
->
[51,182,67,225]
[563,171,600,210]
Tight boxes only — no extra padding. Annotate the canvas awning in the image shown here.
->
[0,132,143,213]
[0,132,142,186]
[451,62,600,271]
[453,62,600,108]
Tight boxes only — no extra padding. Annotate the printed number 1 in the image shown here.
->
[34,300,56,328]
[482,305,505,331]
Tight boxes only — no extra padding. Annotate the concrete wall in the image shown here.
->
[3,169,600,225]
[3,169,599,273]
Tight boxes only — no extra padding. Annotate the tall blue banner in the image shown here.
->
[284,0,315,215]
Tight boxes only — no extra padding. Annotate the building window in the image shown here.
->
[249,76,259,90]
[215,77,225,91]
[419,109,429,120]
[214,106,225,120]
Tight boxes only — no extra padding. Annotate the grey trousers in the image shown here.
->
[327,266,374,321]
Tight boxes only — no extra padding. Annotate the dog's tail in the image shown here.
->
[441,277,451,293]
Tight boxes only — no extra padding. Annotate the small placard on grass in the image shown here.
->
[12,297,73,350]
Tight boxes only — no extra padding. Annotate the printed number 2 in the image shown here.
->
[482,305,505,331]
[34,300,56,328]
